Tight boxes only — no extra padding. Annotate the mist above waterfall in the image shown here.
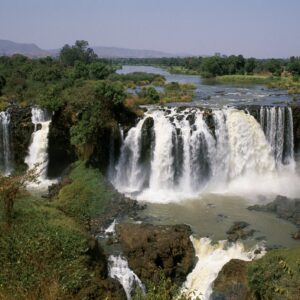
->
[112,106,299,203]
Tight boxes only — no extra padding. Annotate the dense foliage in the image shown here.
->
[248,248,300,299]
[116,55,300,78]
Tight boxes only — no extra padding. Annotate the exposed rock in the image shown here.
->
[292,106,300,154]
[48,109,76,178]
[77,238,126,300]
[90,190,144,237]
[292,230,300,240]
[211,259,254,300]
[9,106,34,171]
[186,113,195,126]
[248,195,300,226]
[138,116,155,188]
[116,223,195,284]
[226,222,255,242]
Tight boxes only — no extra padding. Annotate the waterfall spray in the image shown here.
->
[112,106,297,202]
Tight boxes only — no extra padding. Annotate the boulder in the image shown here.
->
[116,223,195,284]
[211,259,254,300]
[226,222,255,242]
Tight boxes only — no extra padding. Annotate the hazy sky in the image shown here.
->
[1,0,300,58]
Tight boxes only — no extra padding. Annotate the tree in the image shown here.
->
[89,62,112,80]
[59,40,97,66]
[138,86,160,103]
[287,57,300,76]
[200,56,224,78]
[245,58,256,74]
[0,167,39,226]
[266,59,282,76]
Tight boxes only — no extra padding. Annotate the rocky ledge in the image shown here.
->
[116,223,195,285]
[248,195,300,227]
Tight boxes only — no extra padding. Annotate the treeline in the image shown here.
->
[0,40,118,107]
[0,41,133,148]
[115,55,300,78]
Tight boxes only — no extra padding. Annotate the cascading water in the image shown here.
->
[112,106,298,202]
[0,111,13,175]
[182,237,265,300]
[108,255,145,300]
[260,106,295,168]
[25,107,54,188]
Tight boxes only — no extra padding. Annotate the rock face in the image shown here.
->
[117,223,195,284]
[48,109,76,178]
[211,259,254,300]
[47,110,76,178]
[9,106,34,170]
[248,195,300,226]
[292,106,300,154]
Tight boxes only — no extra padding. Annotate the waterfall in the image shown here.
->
[113,118,147,193]
[182,237,265,300]
[108,255,145,300]
[112,106,298,202]
[0,111,13,175]
[25,107,53,188]
[259,106,295,168]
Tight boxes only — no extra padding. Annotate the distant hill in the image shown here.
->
[0,39,187,58]
[0,39,52,57]
[92,46,177,58]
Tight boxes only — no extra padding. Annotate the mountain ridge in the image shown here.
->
[0,39,189,58]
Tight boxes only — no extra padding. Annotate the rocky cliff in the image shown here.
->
[9,106,34,171]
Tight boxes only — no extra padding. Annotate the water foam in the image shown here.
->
[25,107,55,189]
[112,107,299,203]
[182,237,265,300]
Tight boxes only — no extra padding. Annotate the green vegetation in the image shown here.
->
[0,166,38,226]
[167,66,199,75]
[56,161,115,227]
[248,247,300,299]
[215,74,300,94]
[215,74,273,84]
[108,71,166,87]
[117,55,300,94]
[129,82,196,106]
[0,161,118,299]
[133,272,194,300]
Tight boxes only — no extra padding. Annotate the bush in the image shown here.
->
[138,86,160,104]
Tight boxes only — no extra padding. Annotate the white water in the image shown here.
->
[113,106,299,202]
[25,107,54,188]
[0,111,13,175]
[260,106,295,169]
[182,237,265,300]
[108,255,145,300]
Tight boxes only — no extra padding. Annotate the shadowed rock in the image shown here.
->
[116,223,195,284]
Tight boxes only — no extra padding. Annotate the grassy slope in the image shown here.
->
[0,161,116,299]
[248,247,300,299]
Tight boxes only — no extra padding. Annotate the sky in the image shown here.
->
[0,0,300,58]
